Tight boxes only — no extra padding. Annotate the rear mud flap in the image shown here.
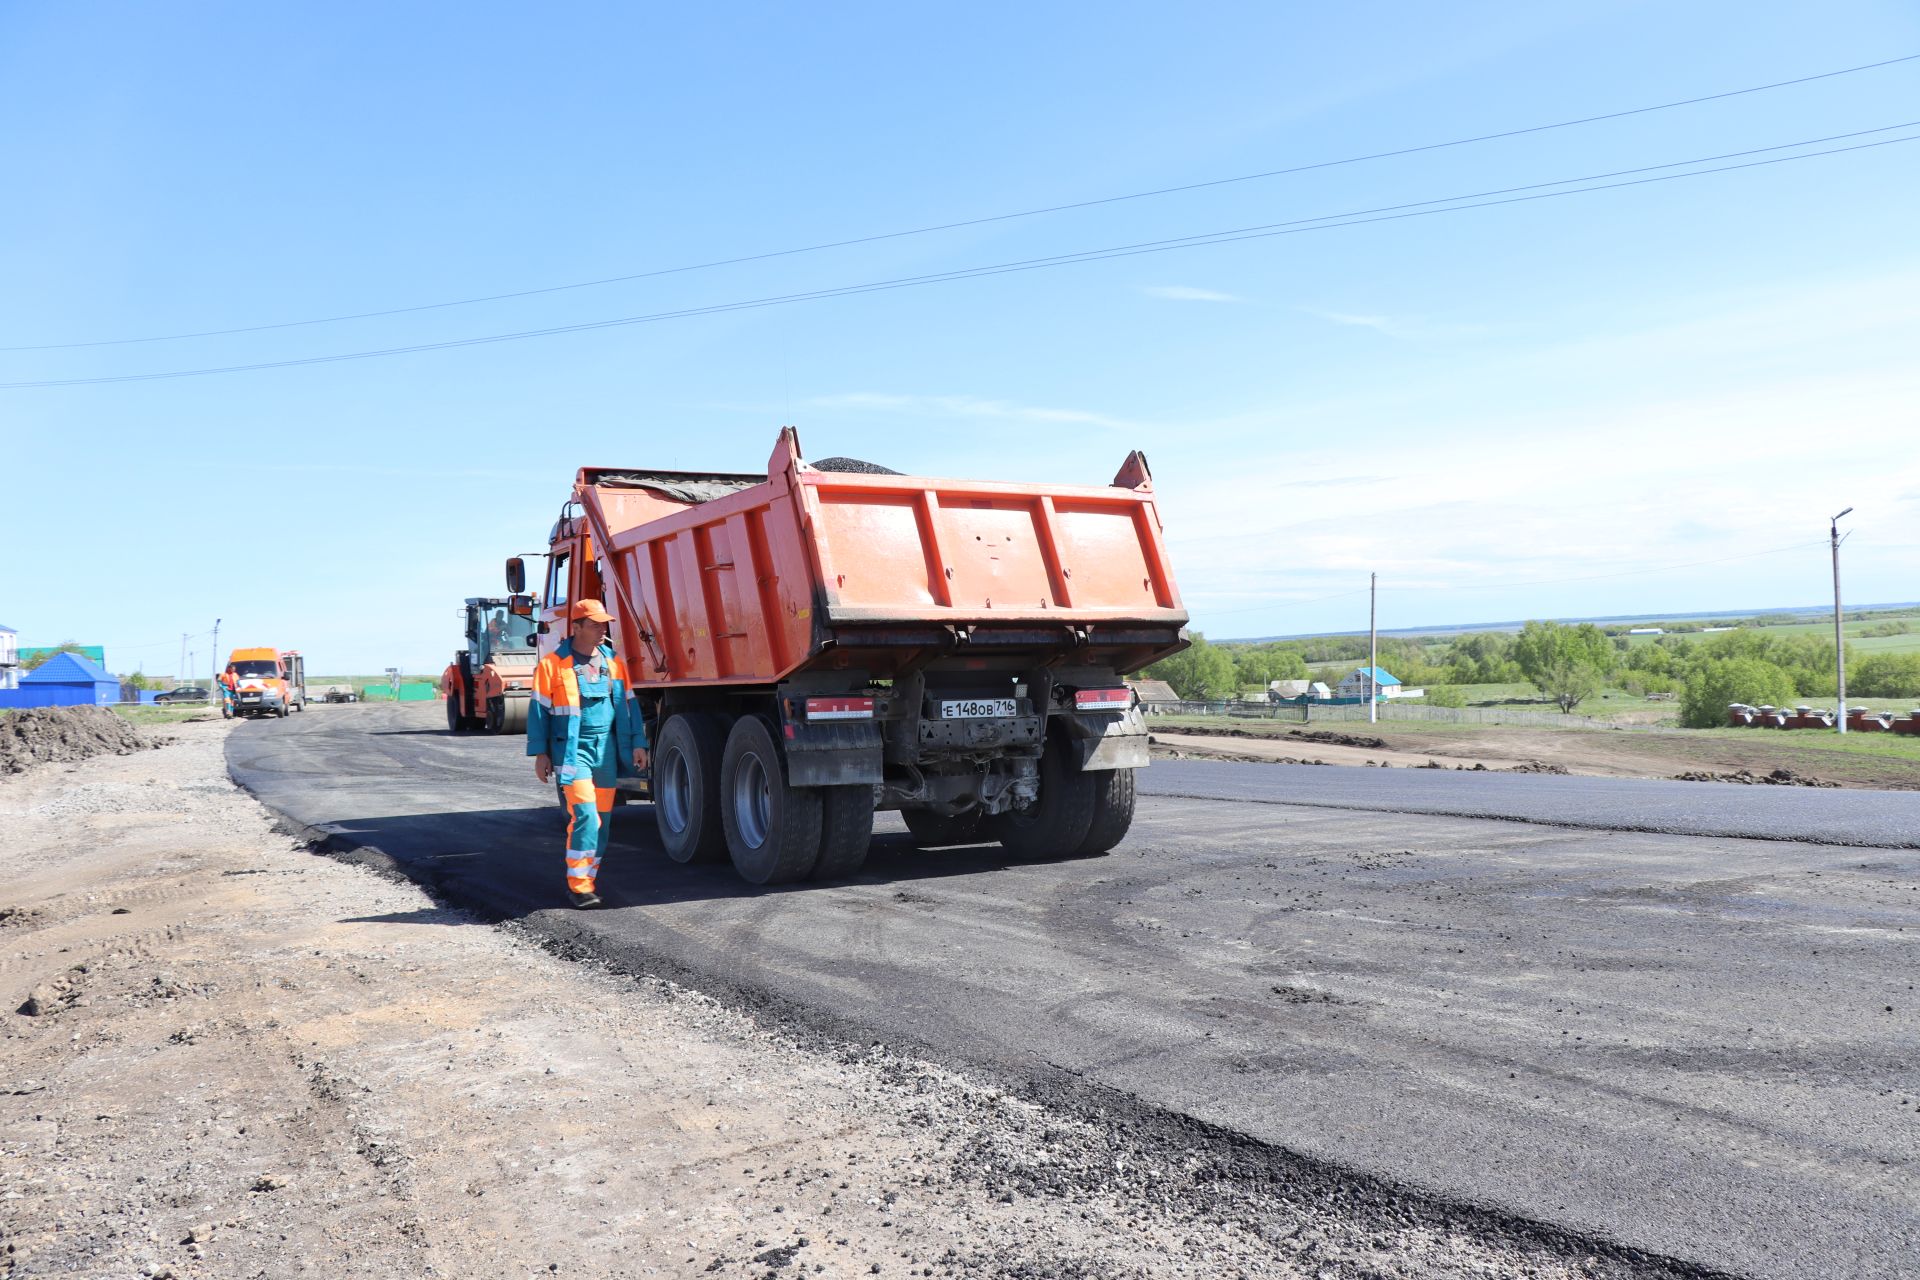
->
[785,719,884,787]
[1060,706,1150,772]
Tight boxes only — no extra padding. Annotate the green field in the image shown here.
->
[1619,613,1920,653]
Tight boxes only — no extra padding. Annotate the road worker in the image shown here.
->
[217,665,238,719]
[528,599,648,908]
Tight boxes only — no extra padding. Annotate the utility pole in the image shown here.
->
[210,618,221,689]
[1368,572,1378,725]
[1831,508,1852,733]
[179,633,189,681]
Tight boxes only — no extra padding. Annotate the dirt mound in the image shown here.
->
[1169,725,1391,750]
[0,706,159,775]
[1671,767,1839,788]
[1288,727,1389,749]
[1147,736,1329,765]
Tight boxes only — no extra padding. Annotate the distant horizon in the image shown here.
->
[1223,600,1920,645]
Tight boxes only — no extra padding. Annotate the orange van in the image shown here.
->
[225,647,306,718]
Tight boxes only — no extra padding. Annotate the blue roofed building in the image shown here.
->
[1337,666,1403,702]
[0,651,123,708]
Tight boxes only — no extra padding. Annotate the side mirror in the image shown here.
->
[508,594,534,617]
[506,557,526,594]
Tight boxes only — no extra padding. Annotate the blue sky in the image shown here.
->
[3,2,1917,676]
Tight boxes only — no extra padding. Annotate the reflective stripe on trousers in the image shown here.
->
[563,725,618,893]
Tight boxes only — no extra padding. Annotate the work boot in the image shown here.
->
[569,890,603,910]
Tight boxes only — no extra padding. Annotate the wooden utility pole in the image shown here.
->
[1831,509,1852,733]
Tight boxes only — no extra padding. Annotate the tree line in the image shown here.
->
[1143,620,1920,727]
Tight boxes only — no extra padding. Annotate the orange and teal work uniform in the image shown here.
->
[527,637,646,897]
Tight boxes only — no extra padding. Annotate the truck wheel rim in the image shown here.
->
[732,752,770,849]
[660,749,693,835]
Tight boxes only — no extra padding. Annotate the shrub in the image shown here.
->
[1680,657,1799,728]
[1850,652,1920,699]
[1423,685,1467,708]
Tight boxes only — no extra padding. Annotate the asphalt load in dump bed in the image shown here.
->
[227,702,1920,1280]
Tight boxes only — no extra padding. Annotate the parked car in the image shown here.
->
[153,686,212,704]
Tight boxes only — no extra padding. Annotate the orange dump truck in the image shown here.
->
[224,647,305,718]
[507,427,1187,884]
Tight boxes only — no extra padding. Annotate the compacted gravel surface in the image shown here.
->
[220,703,1920,1280]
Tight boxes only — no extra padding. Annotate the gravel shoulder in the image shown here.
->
[1,721,1728,1280]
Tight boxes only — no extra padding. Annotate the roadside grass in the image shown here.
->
[112,706,218,727]
[1682,727,1920,763]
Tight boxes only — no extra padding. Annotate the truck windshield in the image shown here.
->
[479,606,538,651]
[231,660,278,678]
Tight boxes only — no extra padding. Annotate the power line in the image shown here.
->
[1194,541,1831,624]
[5,52,1914,354]
[1399,539,1831,591]
[7,123,1913,391]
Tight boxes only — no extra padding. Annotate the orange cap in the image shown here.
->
[568,598,614,623]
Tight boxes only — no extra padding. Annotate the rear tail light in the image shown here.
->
[1074,688,1132,712]
[805,696,875,721]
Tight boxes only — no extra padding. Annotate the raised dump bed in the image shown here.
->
[512,429,1188,884]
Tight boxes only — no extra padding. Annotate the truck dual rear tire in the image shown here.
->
[812,785,874,880]
[655,712,730,864]
[720,715,821,885]
[990,737,1096,858]
[1077,767,1136,855]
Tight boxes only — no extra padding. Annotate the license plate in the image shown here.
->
[941,698,1016,719]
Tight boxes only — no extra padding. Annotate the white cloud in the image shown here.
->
[1142,285,1241,303]
[1150,272,1920,636]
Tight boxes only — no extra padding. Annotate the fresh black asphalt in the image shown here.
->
[228,703,1920,1280]
[1141,759,1920,848]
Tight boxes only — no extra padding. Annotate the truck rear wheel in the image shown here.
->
[902,810,982,848]
[655,712,729,864]
[720,715,821,885]
[811,786,874,880]
[991,737,1095,859]
[1077,767,1136,855]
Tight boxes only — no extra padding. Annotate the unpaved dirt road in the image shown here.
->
[5,719,1735,1280]
[216,702,1920,1279]
[1149,720,1920,790]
